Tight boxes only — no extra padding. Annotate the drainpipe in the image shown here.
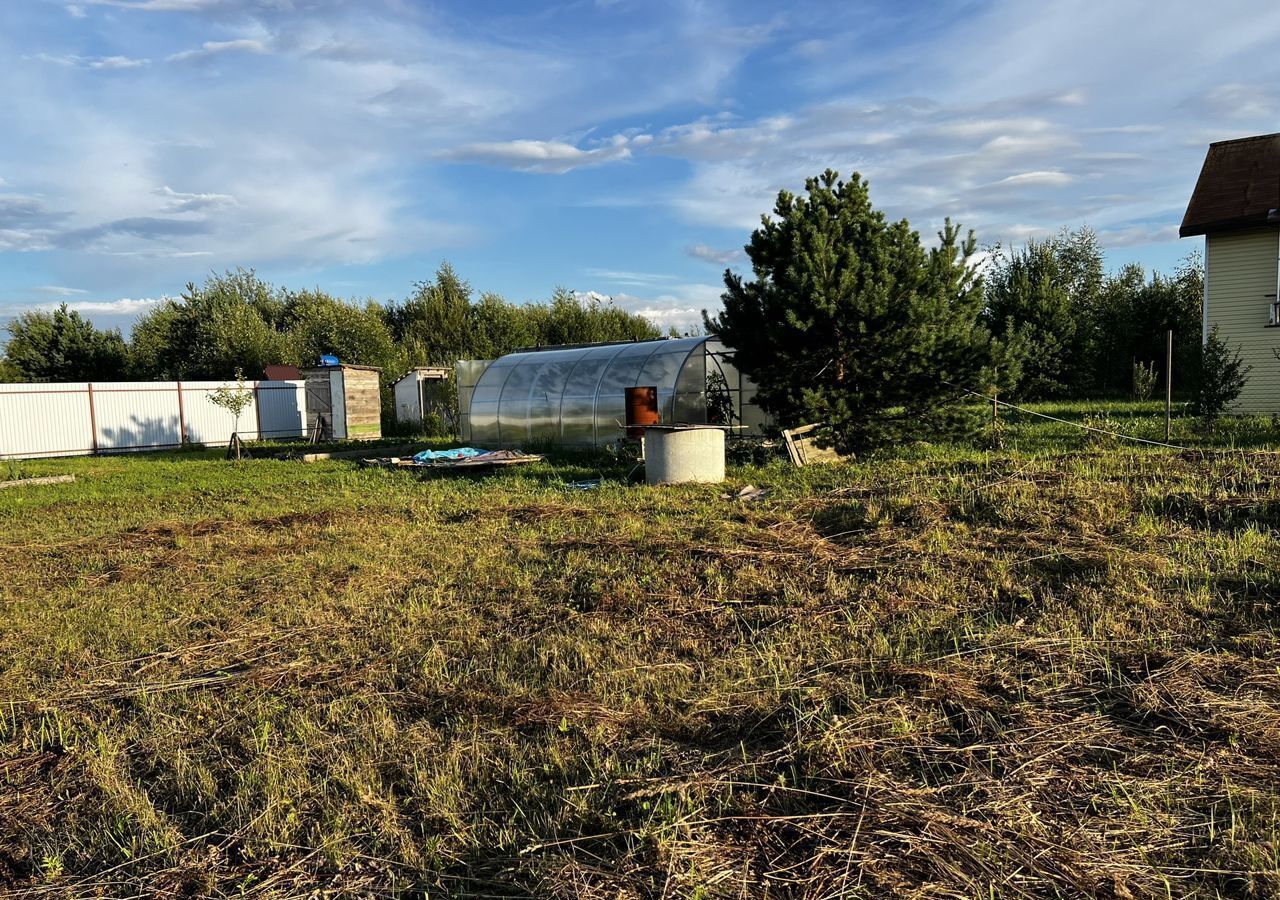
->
[1202,235,1209,346]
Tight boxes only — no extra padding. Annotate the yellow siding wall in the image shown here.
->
[1206,228,1280,413]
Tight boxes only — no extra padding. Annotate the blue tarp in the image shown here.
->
[412,447,488,462]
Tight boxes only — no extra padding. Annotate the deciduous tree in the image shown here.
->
[3,304,128,381]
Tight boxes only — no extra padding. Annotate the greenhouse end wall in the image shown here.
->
[463,337,767,448]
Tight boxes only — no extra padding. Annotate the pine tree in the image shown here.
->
[3,304,128,381]
[705,170,1006,453]
[984,236,1079,398]
[1191,325,1250,432]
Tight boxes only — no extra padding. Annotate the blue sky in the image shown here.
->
[3,0,1280,336]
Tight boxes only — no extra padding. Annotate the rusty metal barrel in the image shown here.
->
[624,386,660,438]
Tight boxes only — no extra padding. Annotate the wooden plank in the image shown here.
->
[781,423,847,467]
[298,444,427,463]
[0,474,76,490]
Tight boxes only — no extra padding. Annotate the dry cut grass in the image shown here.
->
[1,443,1280,897]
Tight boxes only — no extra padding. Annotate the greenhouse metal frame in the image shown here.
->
[463,336,766,447]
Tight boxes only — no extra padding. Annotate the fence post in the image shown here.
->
[253,382,263,440]
[86,383,99,455]
[176,381,187,445]
[1166,329,1173,441]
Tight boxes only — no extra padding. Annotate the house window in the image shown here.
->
[1270,294,1280,327]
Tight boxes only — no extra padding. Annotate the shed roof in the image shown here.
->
[394,366,450,383]
[1181,133,1280,237]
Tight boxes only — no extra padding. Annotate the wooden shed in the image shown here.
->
[301,364,382,441]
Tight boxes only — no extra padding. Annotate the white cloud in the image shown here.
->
[444,138,632,174]
[32,53,149,69]
[1096,223,1180,248]
[93,56,149,70]
[63,297,168,314]
[0,296,167,318]
[85,0,234,10]
[1185,83,1280,121]
[582,268,677,287]
[590,282,725,332]
[168,39,269,64]
[686,243,744,265]
[994,171,1073,187]
[1,0,774,306]
[34,285,90,296]
[156,185,237,212]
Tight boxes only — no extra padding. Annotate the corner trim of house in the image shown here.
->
[1202,235,1210,346]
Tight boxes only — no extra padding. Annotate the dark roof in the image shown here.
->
[1181,133,1280,237]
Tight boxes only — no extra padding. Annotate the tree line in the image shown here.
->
[0,263,661,424]
[0,182,1225,447]
[983,227,1203,400]
[710,169,1228,453]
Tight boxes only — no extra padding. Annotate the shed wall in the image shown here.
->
[394,375,421,425]
[341,368,382,439]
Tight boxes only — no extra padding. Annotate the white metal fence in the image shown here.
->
[0,379,308,459]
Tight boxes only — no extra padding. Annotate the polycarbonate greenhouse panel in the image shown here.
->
[468,401,500,444]
[496,360,539,445]
[636,347,689,391]
[559,397,596,445]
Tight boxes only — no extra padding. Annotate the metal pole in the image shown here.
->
[253,381,263,440]
[1165,329,1173,441]
[86,383,99,454]
[176,381,187,445]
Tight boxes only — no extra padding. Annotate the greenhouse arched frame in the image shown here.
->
[461,336,767,448]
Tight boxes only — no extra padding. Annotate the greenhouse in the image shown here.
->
[461,336,767,448]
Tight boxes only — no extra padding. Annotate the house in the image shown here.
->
[1181,132,1280,412]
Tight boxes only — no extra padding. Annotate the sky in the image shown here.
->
[3,0,1280,338]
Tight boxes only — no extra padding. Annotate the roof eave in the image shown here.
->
[1179,213,1280,239]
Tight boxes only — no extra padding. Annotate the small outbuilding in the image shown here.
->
[301,363,382,441]
[461,336,766,448]
[392,366,452,429]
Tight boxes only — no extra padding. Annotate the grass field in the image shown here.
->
[2,403,1279,897]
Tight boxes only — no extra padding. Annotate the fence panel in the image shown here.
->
[91,382,183,452]
[0,378,309,459]
[0,383,95,458]
[256,381,307,439]
[181,381,255,445]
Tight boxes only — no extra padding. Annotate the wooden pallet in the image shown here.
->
[781,423,847,467]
